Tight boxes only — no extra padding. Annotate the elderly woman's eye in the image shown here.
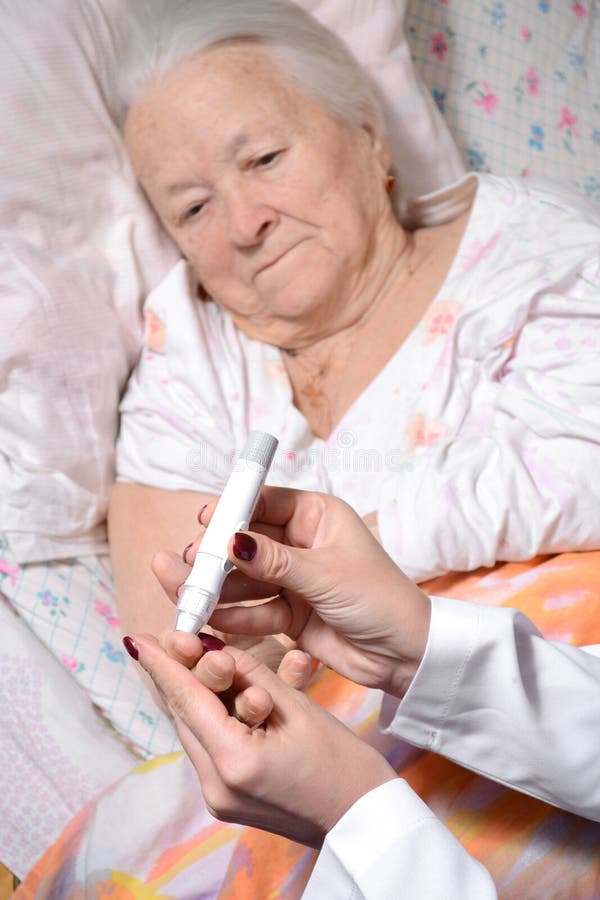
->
[184,201,206,220]
[185,203,206,219]
[255,150,281,168]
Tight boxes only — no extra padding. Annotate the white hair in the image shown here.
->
[106,0,386,138]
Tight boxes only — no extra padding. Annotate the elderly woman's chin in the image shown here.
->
[210,262,361,350]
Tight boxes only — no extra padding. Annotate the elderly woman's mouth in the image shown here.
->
[256,241,307,276]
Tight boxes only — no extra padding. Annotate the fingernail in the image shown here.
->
[122,636,139,661]
[198,632,225,652]
[232,532,257,561]
[197,504,208,524]
[176,582,185,598]
[182,542,193,564]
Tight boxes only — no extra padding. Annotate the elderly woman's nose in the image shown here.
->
[225,189,278,246]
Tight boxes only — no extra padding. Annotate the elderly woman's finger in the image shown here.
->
[127,635,293,755]
[192,649,237,694]
[276,649,313,691]
[158,628,203,667]
[126,633,238,739]
[232,684,274,727]
[139,630,272,726]
[158,629,226,670]
[153,629,235,692]
[152,549,191,602]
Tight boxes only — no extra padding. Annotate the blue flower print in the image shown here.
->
[37,589,69,617]
[432,88,446,114]
[529,124,545,150]
[100,641,127,665]
[465,143,489,171]
[138,711,155,726]
[538,1,550,13]
[581,176,600,201]
[566,47,583,70]
[487,2,507,29]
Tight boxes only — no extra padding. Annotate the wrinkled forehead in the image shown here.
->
[124,43,319,173]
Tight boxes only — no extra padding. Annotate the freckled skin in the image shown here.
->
[124,43,407,350]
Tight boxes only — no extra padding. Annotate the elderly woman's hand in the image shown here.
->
[150,627,313,725]
[123,632,397,848]
[155,488,431,699]
[152,533,298,675]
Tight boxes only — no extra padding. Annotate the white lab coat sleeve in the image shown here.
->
[381,595,600,822]
[303,779,496,899]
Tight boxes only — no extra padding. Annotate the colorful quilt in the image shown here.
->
[15,551,600,899]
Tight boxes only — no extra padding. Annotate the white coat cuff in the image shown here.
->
[380,594,481,751]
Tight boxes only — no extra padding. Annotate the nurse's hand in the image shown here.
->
[156,488,431,699]
[124,632,397,848]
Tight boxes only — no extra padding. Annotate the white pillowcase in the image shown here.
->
[0,0,179,563]
[0,0,463,564]
[298,0,466,206]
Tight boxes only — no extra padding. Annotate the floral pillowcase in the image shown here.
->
[405,0,600,203]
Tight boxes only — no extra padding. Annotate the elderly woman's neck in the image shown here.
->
[281,223,416,356]
[281,211,470,439]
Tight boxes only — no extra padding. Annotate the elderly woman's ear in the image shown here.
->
[361,123,393,181]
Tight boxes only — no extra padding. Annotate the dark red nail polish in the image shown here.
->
[122,636,139,661]
[232,532,257,561]
[197,504,208,524]
[182,542,193,564]
[198,632,225,652]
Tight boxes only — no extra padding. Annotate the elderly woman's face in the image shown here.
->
[125,44,391,347]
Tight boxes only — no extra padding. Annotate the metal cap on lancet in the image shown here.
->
[241,431,278,468]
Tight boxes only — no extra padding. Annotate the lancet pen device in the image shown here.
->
[174,431,279,634]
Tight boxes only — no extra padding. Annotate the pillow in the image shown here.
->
[405,0,600,201]
[0,0,179,564]
[297,0,466,208]
[0,0,464,564]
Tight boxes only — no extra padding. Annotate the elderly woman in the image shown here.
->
[109,0,600,647]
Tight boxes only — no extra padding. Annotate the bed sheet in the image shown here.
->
[405,0,600,198]
[15,550,600,899]
[0,594,137,880]
[0,541,179,762]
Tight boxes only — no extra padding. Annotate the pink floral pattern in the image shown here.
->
[143,309,167,351]
[459,232,502,271]
[558,105,579,137]
[0,558,21,587]
[62,654,86,674]
[473,81,499,114]
[93,598,119,627]
[520,24,532,42]
[525,65,540,96]
[405,413,447,451]
[430,31,449,61]
[421,300,462,344]
[405,0,600,201]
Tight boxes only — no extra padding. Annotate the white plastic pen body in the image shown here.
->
[174,431,278,634]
